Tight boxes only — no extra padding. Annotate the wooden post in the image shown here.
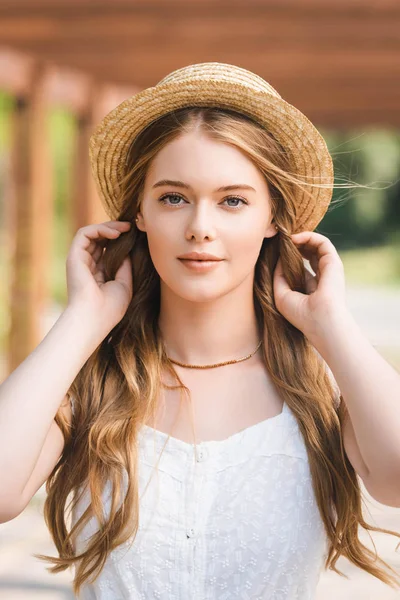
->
[7,62,53,373]
[69,82,109,242]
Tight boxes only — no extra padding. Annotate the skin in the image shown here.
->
[135,130,282,440]
[136,130,277,364]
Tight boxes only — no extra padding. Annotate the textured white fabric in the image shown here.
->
[70,399,333,600]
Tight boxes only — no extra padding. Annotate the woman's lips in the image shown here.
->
[178,258,223,271]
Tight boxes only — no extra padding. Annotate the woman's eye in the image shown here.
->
[224,196,247,208]
[158,193,248,209]
[158,193,184,206]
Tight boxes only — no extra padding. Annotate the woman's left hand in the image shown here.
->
[273,231,349,342]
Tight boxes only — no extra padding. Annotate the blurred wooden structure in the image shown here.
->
[1,0,400,371]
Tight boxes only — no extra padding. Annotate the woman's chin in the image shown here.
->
[177,289,225,303]
[163,280,228,304]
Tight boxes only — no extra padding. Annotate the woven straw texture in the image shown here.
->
[89,62,334,233]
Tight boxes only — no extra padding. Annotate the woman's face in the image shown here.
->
[136,130,277,303]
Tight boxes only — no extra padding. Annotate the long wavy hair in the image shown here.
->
[36,106,400,596]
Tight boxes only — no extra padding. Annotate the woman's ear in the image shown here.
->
[264,221,279,239]
[135,212,145,231]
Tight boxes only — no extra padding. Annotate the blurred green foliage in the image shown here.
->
[320,127,400,252]
[47,107,76,304]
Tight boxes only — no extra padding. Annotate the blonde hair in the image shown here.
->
[36,106,400,596]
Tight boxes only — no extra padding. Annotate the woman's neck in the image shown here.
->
[158,282,262,366]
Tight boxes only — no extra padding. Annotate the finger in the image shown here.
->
[93,254,105,285]
[293,232,344,292]
[81,222,131,253]
[115,255,133,294]
[78,225,123,253]
[92,245,104,263]
[88,237,115,255]
[274,258,306,317]
[273,257,290,292]
[108,220,132,228]
[292,231,337,271]
[291,231,339,262]
[96,220,132,230]
[304,268,318,294]
[82,221,131,239]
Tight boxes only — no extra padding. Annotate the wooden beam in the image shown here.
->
[1,0,400,13]
[2,51,396,126]
[0,12,398,47]
[1,48,399,128]
[22,49,398,80]
[2,49,398,92]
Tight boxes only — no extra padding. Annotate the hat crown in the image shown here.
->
[157,62,282,100]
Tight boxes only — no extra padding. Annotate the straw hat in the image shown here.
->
[89,62,334,233]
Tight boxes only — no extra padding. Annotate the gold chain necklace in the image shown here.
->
[167,339,263,369]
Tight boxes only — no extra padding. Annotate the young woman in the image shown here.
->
[1,62,400,599]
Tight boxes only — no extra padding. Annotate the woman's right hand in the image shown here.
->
[65,220,133,337]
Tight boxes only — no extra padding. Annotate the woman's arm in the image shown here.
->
[273,230,400,505]
[0,306,103,520]
[311,308,400,506]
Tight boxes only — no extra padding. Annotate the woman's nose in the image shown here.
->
[185,207,217,241]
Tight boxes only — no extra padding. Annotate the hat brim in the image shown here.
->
[89,79,334,233]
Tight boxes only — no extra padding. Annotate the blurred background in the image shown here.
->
[0,0,400,598]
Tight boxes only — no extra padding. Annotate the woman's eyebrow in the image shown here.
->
[152,179,256,193]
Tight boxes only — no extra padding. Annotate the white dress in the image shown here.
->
[70,399,333,600]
